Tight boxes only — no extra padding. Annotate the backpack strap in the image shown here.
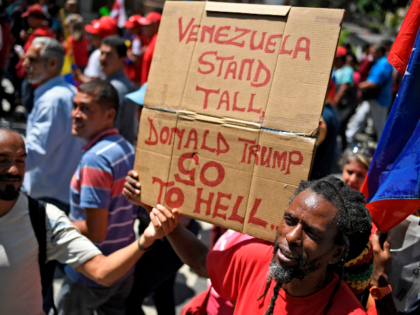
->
[28,196,58,315]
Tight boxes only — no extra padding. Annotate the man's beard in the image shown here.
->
[269,241,319,284]
[27,67,49,85]
[0,175,22,201]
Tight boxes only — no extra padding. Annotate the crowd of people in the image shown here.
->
[0,0,416,315]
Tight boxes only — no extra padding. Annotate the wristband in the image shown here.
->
[137,236,153,252]
[370,284,392,300]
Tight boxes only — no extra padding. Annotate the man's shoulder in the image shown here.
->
[40,82,76,100]
[328,281,367,314]
[109,76,133,94]
[87,135,134,163]
[45,203,74,233]
[375,57,392,72]
[210,238,273,266]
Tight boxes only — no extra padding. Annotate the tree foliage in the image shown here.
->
[292,0,410,21]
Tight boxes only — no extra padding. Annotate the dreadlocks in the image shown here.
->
[258,175,372,315]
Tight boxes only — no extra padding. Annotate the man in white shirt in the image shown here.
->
[0,127,179,315]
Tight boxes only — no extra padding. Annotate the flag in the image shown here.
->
[110,0,127,28]
[59,8,76,86]
[387,0,420,75]
[361,25,420,233]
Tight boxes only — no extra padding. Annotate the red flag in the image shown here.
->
[388,0,420,75]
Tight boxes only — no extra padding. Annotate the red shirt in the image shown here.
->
[141,33,157,85]
[68,35,90,68]
[207,239,367,315]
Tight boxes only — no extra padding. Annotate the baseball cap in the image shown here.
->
[21,4,45,19]
[124,15,143,29]
[336,46,347,58]
[126,83,147,106]
[85,16,117,39]
[138,12,161,26]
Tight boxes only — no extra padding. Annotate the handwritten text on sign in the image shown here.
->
[145,117,304,229]
[177,17,312,118]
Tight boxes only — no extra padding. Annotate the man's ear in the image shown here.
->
[328,245,345,265]
[48,56,58,71]
[107,108,117,124]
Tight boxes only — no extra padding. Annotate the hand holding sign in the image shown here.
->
[139,205,180,249]
[123,170,142,206]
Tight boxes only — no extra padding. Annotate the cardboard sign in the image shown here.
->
[134,1,344,242]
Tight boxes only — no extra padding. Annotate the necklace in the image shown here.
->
[315,272,328,293]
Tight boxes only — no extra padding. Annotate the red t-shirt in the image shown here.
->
[207,239,367,315]
[141,33,157,85]
[68,35,90,68]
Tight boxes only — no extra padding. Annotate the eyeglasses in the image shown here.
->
[349,142,376,158]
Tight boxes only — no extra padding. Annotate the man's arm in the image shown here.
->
[166,223,209,278]
[123,170,209,278]
[76,205,179,286]
[359,81,379,90]
[333,82,350,105]
[72,68,95,84]
[371,231,397,315]
[72,208,108,242]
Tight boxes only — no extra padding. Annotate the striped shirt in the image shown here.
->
[66,128,135,287]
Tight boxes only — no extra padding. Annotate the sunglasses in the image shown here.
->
[349,142,376,158]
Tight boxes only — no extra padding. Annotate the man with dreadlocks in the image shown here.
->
[125,175,372,314]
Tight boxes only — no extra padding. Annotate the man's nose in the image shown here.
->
[8,162,20,175]
[286,224,303,247]
[72,107,81,118]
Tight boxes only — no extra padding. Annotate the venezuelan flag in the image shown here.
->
[362,6,420,232]
[60,8,77,86]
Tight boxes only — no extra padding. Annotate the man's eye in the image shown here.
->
[306,228,320,240]
[284,217,294,225]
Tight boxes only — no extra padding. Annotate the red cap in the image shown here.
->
[21,4,45,19]
[336,46,347,58]
[138,12,161,26]
[124,15,143,29]
[85,16,117,39]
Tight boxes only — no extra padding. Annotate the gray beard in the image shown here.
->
[269,243,319,284]
[268,256,300,284]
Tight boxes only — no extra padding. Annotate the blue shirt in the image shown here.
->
[367,56,394,107]
[66,128,135,287]
[23,76,84,204]
[333,65,354,90]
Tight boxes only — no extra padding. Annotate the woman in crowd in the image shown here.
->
[341,142,376,192]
